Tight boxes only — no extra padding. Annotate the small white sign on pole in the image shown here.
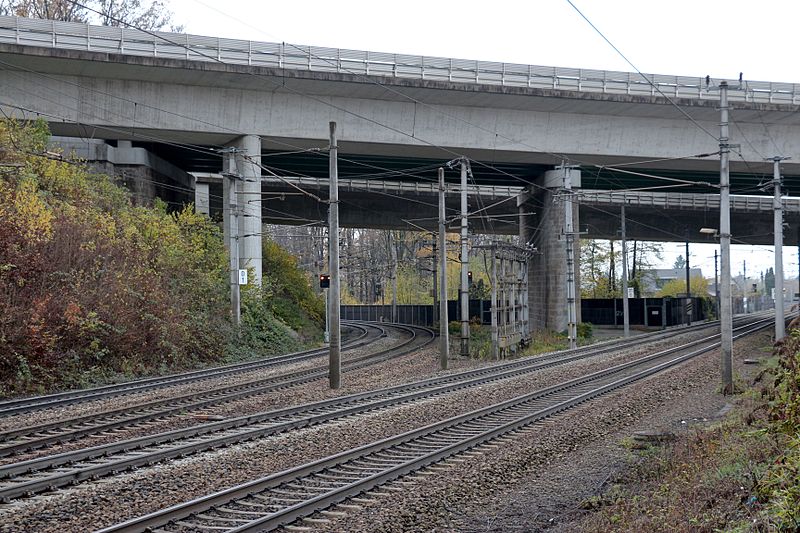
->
[627,287,634,298]
[238,269,248,285]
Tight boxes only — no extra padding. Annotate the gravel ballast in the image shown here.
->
[0,326,764,532]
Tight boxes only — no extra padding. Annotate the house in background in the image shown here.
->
[641,268,704,296]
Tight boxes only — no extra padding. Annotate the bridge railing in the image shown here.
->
[2,15,799,105]
[579,189,800,213]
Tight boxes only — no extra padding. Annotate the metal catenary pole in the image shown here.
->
[714,250,719,319]
[491,246,499,359]
[328,121,341,389]
[718,81,733,394]
[438,167,449,370]
[460,158,470,357]
[390,231,398,323]
[743,259,747,313]
[563,164,578,349]
[685,233,691,325]
[771,156,789,340]
[432,237,438,327]
[620,204,630,338]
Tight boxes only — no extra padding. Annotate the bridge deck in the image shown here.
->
[1,15,798,105]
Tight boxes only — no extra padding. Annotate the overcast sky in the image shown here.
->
[168,0,798,279]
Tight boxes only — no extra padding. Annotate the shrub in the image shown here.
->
[0,119,231,394]
[753,329,800,528]
[577,322,594,340]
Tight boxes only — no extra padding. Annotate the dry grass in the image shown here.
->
[578,395,786,533]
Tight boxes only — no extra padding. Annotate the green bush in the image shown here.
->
[226,291,303,361]
[260,238,324,344]
[0,119,324,395]
[577,322,594,340]
[0,119,232,394]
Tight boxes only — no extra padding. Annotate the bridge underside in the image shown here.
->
[192,174,797,246]
[6,26,798,334]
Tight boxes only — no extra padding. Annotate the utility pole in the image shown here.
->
[222,148,242,328]
[563,164,578,349]
[686,232,691,325]
[621,204,630,337]
[491,248,499,359]
[390,231,398,323]
[432,237,438,327]
[719,81,734,394]
[438,167,449,370]
[771,156,789,340]
[328,122,341,390]
[714,250,719,319]
[459,157,470,357]
[743,259,747,313]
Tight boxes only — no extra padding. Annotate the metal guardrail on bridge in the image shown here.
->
[1,15,799,105]
[578,189,800,214]
[191,173,525,199]
[192,172,797,214]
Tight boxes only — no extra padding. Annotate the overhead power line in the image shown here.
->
[564,0,719,142]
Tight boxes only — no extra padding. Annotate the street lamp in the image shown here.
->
[700,228,720,320]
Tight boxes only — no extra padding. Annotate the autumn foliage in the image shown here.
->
[0,120,233,394]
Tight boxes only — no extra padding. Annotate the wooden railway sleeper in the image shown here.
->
[213,507,268,517]
[258,490,307,500]
[174,519,231,530]
[194,513,251,524]
[316,472,362,482]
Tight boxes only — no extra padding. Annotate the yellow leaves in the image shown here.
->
[8,178,53,244]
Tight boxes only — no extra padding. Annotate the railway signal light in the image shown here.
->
[468,271,473,284]
[319,274,330,289]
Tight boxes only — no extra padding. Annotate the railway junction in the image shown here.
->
[0,14,798,533]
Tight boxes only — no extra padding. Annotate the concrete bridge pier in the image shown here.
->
[222,135,263,286]
[194,179,210,215]
[520,168,582,334]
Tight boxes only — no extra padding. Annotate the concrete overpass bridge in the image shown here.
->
[2,15,799,332]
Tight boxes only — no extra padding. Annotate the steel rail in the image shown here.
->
[97,316,775,533]
[0,323,373,417]
[0,314,745,458]
[0,315,765,501]
[0,314,768,500]
[0,324,429,457]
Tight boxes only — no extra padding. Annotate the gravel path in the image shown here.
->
[0,326,731,532]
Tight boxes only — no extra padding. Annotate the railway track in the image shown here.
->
[97,315,776,533]
[0,323,375,419]
[0,323,428,458]
[0,315,768,502]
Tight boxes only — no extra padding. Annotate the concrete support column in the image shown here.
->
[194,179,210,215]
[527,169,581,333]
[234,135,263,286]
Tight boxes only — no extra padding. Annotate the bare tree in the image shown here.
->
[3,0,87,21]
[94,0,183,31]
[2,0,182,31]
